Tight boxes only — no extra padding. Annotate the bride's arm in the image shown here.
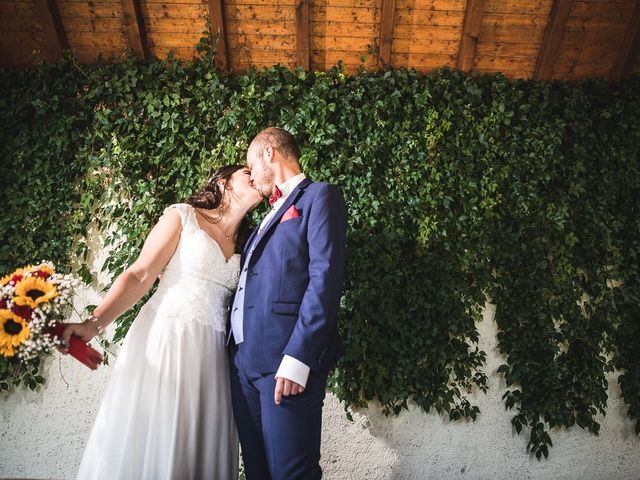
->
[61,209,182,345]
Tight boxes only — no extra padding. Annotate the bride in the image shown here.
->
[61,164,262,479]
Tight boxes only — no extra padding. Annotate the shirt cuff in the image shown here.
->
[275,355,310,388]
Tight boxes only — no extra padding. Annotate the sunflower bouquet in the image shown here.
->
[0,262,100,392]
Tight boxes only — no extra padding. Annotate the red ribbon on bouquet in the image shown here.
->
[49,322,103,370]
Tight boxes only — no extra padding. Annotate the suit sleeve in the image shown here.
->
[282,183,347,372]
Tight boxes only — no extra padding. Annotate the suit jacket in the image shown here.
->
[237,177,347,374]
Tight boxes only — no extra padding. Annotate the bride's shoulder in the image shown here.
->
[163,202,193,213]
[162,203,195,226]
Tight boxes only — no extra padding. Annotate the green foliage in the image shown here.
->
[0,56,92,272]
[1,45,639,458]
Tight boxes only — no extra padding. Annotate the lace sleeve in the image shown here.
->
[162,203,195,229]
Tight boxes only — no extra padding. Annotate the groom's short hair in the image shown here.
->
[251,127,301,162]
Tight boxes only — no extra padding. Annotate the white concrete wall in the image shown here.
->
[2,302,639,479]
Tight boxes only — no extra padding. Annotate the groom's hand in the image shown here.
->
[274,377,305,405]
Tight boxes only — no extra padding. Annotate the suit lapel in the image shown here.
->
[253,177,312,250]
[243,227,260,257]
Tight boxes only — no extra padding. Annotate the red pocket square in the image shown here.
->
[280,205,301,222]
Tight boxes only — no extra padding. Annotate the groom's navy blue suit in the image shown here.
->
[229,177,347,480]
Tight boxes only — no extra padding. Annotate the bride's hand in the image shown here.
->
[57,321,98,354]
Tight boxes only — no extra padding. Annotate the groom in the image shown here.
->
[228,127,347,479]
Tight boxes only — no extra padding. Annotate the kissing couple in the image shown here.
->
[62,127,348,479]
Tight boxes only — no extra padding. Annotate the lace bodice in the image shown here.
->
[143,203,241,335]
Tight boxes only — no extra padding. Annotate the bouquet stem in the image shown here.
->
[49,323,103,370]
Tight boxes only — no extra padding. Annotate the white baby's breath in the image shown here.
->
[1,262,82,362]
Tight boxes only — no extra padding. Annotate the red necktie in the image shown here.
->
[268,186,282,206]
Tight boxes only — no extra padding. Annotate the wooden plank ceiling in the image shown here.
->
[1,0,639,80]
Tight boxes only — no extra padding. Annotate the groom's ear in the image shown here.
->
[263,145,275,163]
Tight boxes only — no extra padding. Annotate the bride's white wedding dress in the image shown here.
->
[76,203,239,480]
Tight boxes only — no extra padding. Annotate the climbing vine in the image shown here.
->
[1,44,638,459]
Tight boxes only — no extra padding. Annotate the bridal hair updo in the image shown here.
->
[185,164,252,252]
[186,164,241,209]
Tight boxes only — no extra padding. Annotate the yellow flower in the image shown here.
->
[1,266,30,286]
[34,264,55,276]
[13,277,58,308]
[0,310,30,357]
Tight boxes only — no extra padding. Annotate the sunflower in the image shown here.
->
[0,309,30,357]
[31,264,55,279]
[13,277,58,308]
[1,266,36,286]
[35,264,54,274]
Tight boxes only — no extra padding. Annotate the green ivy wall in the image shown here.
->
[1,48,638,459]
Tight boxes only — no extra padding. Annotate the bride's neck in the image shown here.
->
[216,202,248,231]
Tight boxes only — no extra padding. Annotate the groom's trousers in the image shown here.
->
[229,343,328,480]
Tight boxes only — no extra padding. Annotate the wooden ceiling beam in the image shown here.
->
[296,0,310,70]
[534,0,573,80]
[120,0,148,60]
[34,0,68,64]
[208,0,229,71]
[610,1,640,81]
[457,0,486,72]
[378,0,397,68]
